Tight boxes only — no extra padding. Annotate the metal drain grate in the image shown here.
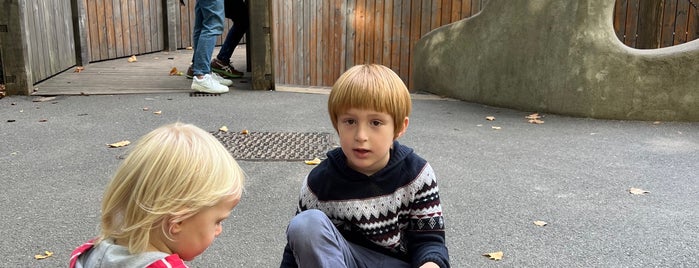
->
[211,131,338,161]
[190,92,221,97]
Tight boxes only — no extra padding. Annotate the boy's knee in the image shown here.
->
[287,209,330,239]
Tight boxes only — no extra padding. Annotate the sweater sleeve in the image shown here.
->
[407,163,450,267]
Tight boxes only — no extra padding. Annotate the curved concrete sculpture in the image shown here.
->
[413,0,698,121]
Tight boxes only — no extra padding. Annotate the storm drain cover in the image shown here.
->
[211,131,337,161]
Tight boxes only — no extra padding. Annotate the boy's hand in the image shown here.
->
[420,262,440,268]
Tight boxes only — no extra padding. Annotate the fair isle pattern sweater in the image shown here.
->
[298,141,449,267]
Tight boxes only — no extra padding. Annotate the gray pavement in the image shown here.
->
[1,89,697,267]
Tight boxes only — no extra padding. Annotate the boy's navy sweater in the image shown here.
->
[282,141,450,267]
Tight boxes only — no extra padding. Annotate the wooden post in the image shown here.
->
[248,0,275,90]
[71,0,90,66]
[0,0,32,95]
[164,0,180,51]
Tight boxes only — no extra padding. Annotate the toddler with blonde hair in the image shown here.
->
[70,122,244,268]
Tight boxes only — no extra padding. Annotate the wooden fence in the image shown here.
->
[1,0,697,95]
[272,0,699,89]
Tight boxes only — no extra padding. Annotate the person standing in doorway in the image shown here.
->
[211,0,249,79]
[188,0,233,94]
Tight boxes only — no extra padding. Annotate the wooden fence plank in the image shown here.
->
[112,0,124,57]
[120,0,132,56]
[661,0,677,47]
[614,0,628,42]
[674,0,690,44]
[105,0,116,58]
[374,0,385,65]
[382,0,394,69]
[390,0,402,71]
[688,5,698,41]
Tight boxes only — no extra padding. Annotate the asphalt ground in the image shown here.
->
[1,89,697,267]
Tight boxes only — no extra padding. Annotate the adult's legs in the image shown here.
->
[191,0,224,76]
[216,0,249,64]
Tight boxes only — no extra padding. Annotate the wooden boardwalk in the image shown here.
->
[33,46,251,96]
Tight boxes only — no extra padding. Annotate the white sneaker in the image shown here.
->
[191,74,229,93]
[211,72,233,86]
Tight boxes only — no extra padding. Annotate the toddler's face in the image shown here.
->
[168,194,241,261]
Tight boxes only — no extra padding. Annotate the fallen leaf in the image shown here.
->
[74,66,85,73]
[491,126,502,130]
[241,129,249,134]
[38,119,48,122]
[34,251,53,260]
[108,140,131,148]
[169,67,179,76]
[476,124,483,127]
[142,107,150,111]
[528,119,545,124]
[485,116,495,121]
[127,55,138,62]
[304,158,322,165]
[483,251,503,261]
[525,113,541,119]
[153,110,162,115]
[652,121,662,125]
[219,126,229,132]
[533,220,548,226]
[185,46,193,50]
[629,187,650,195]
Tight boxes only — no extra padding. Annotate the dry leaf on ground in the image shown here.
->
[525,113,541,119]
[34,251,53,260]
[528,119,545,124]
[108,140,131,148]
[153,110,162,115]
[185,46,193,50]
[304,158,322,165]
[491,126,502,130]
[629,187,650,195]
[169,67,184,76]
[219,126,229,132]
[74,66,84,73]
[485,116,495,121]
[534,220,548,226]
[127,55,137,62]
[483,251,503,261]
[241,129,249,134]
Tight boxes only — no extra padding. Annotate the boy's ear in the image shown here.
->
[168,219,183,235]
[395,117,409,139]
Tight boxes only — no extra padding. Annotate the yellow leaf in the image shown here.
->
[304,158,322,165]
[153,110,162,115]
[219,126,229,132]
[74,66,84,73]
[528,119,545,124]
[525,113,541,119]
[485,116,495,121]
[127,55,137,62]
[629,187,650,195]
[108,140,131,148]
[34,251,53,260]
[185,46,193,50]
[491,126,502,130]
[241,129,249,135]
[533,220,548,226]
[483,251,503,261]
[169,67,179,76]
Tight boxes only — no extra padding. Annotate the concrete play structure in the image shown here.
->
[413,0,698,121]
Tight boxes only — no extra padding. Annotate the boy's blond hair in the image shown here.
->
[99,122,244,254]
[328,64,411,138]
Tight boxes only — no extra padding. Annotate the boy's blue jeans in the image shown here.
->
[191,0,224,76]
[281,209,410,268]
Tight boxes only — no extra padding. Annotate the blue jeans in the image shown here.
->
[280,209,410,268]
[216,0,249,64]
[191,0,224,76]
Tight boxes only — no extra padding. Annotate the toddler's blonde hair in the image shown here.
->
[99,122,244,253]
[328,64,411,138]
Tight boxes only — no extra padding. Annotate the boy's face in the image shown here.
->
[166,194,240,261]
[336,108,408,176]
